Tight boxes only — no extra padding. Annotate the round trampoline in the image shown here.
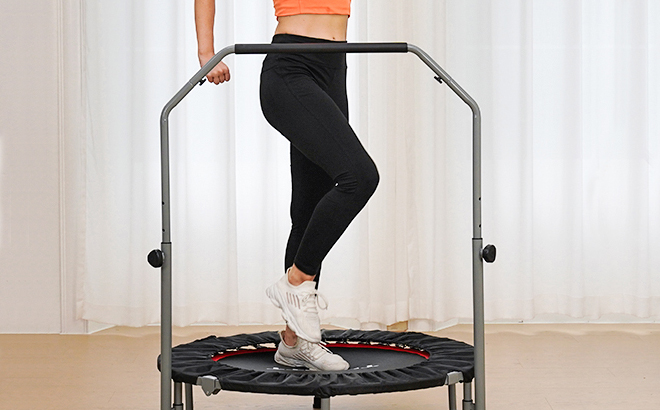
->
[161,329,474,399]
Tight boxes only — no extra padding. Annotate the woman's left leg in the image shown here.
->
[285,145,334,283]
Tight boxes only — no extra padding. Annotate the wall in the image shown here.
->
[0,0,89,333]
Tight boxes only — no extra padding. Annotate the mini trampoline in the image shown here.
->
[151,41,496,410]
[159,329,474,409]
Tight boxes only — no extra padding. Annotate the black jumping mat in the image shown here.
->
[159,329,474,398]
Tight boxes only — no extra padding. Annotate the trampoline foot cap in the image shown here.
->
[446,371,464,385]
[196,376,221,396]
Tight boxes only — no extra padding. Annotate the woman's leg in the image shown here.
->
[285,145,334,281]
[261,66,379,278]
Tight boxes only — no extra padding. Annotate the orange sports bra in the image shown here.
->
[274,0,351,17]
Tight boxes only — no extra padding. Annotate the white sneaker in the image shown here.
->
[274,331,349,371]
[266,273,327,343]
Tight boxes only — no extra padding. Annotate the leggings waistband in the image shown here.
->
[272,33,347,43]
[269,34,347,67]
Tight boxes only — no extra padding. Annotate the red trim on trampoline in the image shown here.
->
[213,348,276,361]
[326,343,430,359]
[212,343,430,361]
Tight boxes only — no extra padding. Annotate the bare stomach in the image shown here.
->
[275,14,348,41]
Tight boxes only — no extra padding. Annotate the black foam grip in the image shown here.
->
[234,42,408,55]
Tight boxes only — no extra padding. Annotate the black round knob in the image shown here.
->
[148,249,164,268]
[482,244,496,263]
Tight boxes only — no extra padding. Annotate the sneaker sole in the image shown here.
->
[273,351,309,369]
[274,350,349,372]
[266,282,321,343]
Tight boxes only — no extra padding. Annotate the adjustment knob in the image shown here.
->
[482,244,496,263]
[148,249,164,268]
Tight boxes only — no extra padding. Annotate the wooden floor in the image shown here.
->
[1,324,659,410]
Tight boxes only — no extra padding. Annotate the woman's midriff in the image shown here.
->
[274,14,348,41]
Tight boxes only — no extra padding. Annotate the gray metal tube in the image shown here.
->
[408,44,485,410]
[448,384,457,410]
[463,381,474,410]
[464,381,473,401]
[159,44,236,243]
[173,382,183,410]
[406,44,482,239]
[472,239,486,410]
[160,241,172,410]
[185,383,194,410]
[159,45,236,410]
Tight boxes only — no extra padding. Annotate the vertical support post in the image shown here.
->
[473,238,485,410]
[407,44,486,410]
[160,90,174,410]
[471,93,483,240]
[185,383,194,410]
[161,243,172,410]
[463,381,474,410]
[448,384,457,410]
[320,398,331,410]
[471,107,485,410]
[158,45,235,410]
[173,382,183,410]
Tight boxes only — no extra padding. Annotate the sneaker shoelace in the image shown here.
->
[299,290,329,313]
[300,339,334,361]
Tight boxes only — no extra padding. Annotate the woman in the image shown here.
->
[195,0,378,371]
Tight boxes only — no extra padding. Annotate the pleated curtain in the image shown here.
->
[81,0,660,329]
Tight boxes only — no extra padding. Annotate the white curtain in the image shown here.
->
[82,0,660,329]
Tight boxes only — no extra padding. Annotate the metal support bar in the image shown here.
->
[449,384,457,410]
[185,383,194,410]
[319,398,330,410]
[472,239,486,410]
[408,43,486,410]
[173,382,183,410]
[159,46,234,410]
[160,242,172,410]
[158,42,487,410]
[406,45,482,238]
[463,381,475,410]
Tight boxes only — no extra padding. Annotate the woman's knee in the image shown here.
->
[362,160,380,197]
[335,159,379,200]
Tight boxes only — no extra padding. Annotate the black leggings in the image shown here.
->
[260,34,379,279]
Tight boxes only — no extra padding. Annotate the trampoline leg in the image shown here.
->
[173,382,183,410]
[448,384,457,410]
[185,383,194,410]
[463,382,475,410]
[313,397,330,410]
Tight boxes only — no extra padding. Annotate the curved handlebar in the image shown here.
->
[234,42,408,54]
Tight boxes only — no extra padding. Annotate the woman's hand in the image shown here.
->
[194,0,227,84]
[199,52,231,84]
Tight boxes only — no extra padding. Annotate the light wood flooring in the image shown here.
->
[1,324,659,410]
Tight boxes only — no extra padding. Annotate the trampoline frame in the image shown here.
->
[155,42,491,410]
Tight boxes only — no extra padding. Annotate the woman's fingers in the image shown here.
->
[206,62,231,84]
